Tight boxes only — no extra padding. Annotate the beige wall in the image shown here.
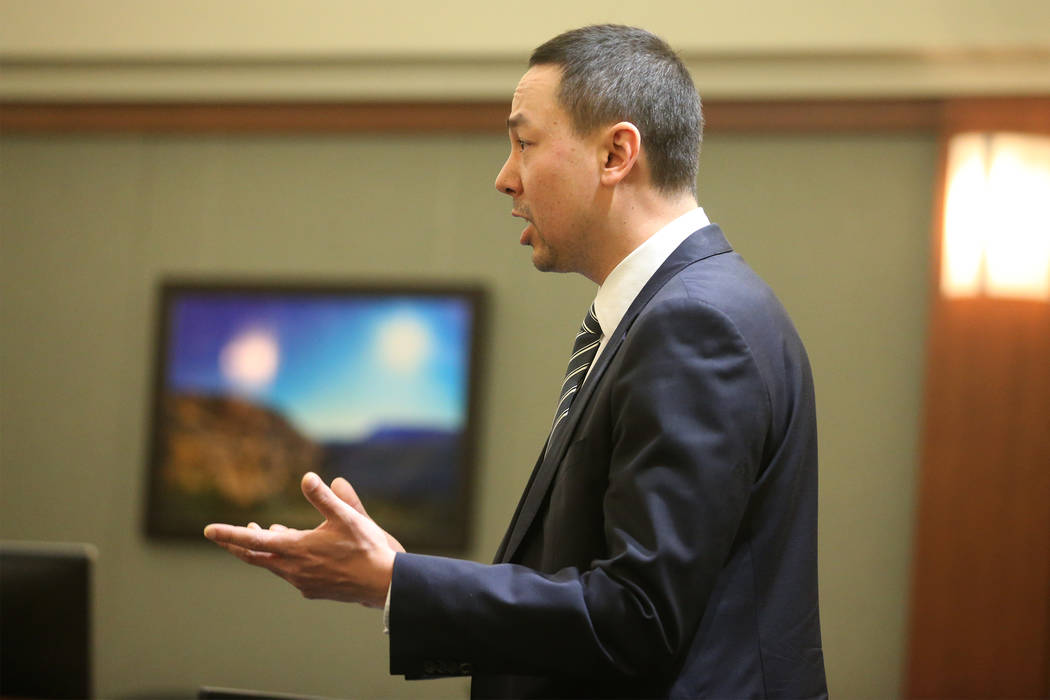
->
[4,0,1047,55]
[2,0,1049,99]
[0,128,935,698]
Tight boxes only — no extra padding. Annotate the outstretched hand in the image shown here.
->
[204,472,405,608]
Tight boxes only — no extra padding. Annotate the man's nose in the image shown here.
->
[495,157,520,197]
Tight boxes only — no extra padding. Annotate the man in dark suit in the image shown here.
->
[206,24,827,699]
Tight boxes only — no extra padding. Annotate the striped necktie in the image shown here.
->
[549,303,602,443]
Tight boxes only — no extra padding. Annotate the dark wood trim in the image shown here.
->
[0,97,960,133]
[904,94,1050,699]
[704,99,943,132]
[0,101,512,133]
[906,297,1050,699]
[940,96,1050,135]
[2,97,1047,134]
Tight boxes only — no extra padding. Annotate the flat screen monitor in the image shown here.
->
[144,280,486,552]
[0,541,96,699]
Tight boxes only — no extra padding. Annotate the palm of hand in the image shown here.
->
[205,473,404,608]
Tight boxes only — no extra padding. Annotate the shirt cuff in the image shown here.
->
[383,580,392,635]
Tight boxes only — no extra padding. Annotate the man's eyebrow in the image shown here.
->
[507,114,528,129]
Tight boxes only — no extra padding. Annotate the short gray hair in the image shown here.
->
[530,25,703,195]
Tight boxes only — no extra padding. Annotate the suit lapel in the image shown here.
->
[497,225,733,563]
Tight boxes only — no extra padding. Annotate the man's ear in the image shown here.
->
[599,121,641,186]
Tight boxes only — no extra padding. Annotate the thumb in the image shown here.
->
[332,477,406,554]
[300,472,358,524]
[332,477,369,518]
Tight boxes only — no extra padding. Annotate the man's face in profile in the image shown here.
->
[495,64,604,277]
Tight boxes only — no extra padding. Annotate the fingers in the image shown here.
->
[332,477,368,516]
[208,525,280,565]
[299,472,359,525]
[214,539,278,567]
[204,523,293,554]
[248,521,287,532]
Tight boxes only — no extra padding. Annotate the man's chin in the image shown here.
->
[528,242,573,274]
[530,248,556,273]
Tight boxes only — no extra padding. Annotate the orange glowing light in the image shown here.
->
[941,132,1050,301]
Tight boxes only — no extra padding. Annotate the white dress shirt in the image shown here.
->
[589,206,711,371]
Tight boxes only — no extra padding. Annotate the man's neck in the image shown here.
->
[589,191,699,285]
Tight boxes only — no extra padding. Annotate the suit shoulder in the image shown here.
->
[631,250,812,412]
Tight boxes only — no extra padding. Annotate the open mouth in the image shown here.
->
[512,210,534,245]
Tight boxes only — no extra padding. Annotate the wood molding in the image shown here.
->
[906,296,1050,698]
[904,93,1050,699]
[940,96,1050,135]
[0,98,955,133]
[0,101,511,133]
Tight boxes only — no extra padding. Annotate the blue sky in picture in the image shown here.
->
[166,293,474,442]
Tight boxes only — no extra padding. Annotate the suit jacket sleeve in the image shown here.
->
[389,284,771,680]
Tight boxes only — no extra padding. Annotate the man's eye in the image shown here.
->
[517,139,529,151]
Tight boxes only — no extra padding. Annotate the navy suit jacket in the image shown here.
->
[389,225,827,699]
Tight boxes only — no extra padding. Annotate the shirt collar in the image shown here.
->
[592,206,711,339]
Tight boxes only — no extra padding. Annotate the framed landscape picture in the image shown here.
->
[144,279,486,552]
